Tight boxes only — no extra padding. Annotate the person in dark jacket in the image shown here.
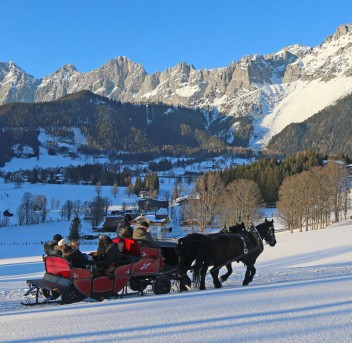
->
[94,235,122,276]
[116,220,134,238]
[132,221,159,248]
[62,245,95,268]
[70,240,93,262]
[44,233,63,256]
[89,234,107,261]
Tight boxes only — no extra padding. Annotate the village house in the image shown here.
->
[133,214,171,239]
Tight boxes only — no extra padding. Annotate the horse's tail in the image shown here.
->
[175,239,193,291]
[193,237,210,285]
[175,240,184,275]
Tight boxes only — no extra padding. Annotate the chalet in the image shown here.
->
[133,214,171,239]
[94,213,138,233]
[95,216,123,233]
[138,198,169,212]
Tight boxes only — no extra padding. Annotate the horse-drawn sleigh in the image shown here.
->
[22,219,277,305]
[22,238,179,305]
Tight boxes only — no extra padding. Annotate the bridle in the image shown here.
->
[263,225,276,246]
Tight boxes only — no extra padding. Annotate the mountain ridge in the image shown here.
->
[1,24,352,152]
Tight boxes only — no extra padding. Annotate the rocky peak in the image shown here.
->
[333,24,352,39]
[0,61,38,103]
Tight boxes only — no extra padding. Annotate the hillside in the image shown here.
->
[267,93,352,155]
[0,91,244,166]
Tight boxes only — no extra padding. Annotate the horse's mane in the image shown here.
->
[255,219,274,231]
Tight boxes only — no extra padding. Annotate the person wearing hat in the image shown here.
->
[62,245,95,269]
[116,220,134,238]
[54,237,71,255]
[90,234,108,260]
[43,233,63,256]
[93,235,122,276]
[132,221,159,248]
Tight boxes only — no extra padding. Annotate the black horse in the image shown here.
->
[223,222,246,235]
[175,222,247,291]
[175,233,210,291]
[179,219,277,290]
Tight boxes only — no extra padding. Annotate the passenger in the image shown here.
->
[116,219,134,238]
[54,237,70,256]
[89,234,107,260]
[93,235,122,276]
[70,239,80,250]
[70,240,93,262]
[62,245,95,269]
[44,234,63,256]
[132,221,159,248]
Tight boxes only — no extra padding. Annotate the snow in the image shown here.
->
[249,29,352,148]
[175,85,200,97]
[251,77,352,147]
[1,183,352,341]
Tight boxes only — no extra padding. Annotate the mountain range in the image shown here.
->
[1,24,352,158]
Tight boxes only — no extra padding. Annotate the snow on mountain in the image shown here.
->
[251,24,352,147]
[251,76,352,147]
[0,61,38,102]
[1,24,352,150]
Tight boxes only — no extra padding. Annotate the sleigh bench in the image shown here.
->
[23,256,72,305]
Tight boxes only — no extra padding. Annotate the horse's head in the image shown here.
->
[256,219,276,247]
[228,222,246,234]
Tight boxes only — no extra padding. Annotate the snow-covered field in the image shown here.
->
[0,171,351,342]
[1,218,351,342]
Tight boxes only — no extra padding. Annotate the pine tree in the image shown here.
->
[68,216,81,240]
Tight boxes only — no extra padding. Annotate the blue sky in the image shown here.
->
[2,0,352,78]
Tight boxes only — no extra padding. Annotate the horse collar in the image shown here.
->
[248,225,264,253]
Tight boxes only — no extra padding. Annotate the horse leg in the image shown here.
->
[242,263,252,286]
[243,264,256,285]
[248,265,256,283]
[210,267,222,288]
[179,274,188,292]
[199,263,208,290]
[184,274,192,289]
[219,263,233,283]
[178,264,192,292]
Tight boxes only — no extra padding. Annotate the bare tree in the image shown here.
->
[17,192,34,226]
[111,183,118,198]
[277,175,302,233]
[324,160,350,223]
[277,162,350,232]
[35,194,48,223]
[95,182,102,197]
[51,197,56,210]
[221,179,264,227]
[73,200,82,218]
[61,200,74,221]
[88,196,110,227]
[187,173,223,233]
